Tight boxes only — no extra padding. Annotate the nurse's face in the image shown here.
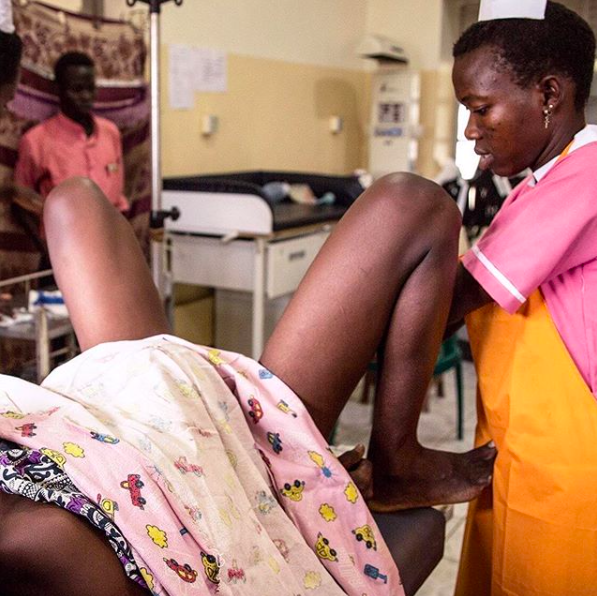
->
[452,45,549,177]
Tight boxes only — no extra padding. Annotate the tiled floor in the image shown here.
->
[334,361,479,596]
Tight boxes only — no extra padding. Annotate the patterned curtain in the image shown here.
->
[0,0,150,372]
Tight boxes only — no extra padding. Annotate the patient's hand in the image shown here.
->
[337,443,373,500]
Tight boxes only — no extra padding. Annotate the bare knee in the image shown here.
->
[43,177,109,234]
[357,172,461,254]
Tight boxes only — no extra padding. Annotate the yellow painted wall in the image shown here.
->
[418,67,458,178]
[367,0,444,71]
[106,0,369,71]
[103,0,372,177]
[35,1,457,179]
[39,0,82,11]
[161,53,370,176]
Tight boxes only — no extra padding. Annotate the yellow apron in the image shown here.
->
[455,290,597,596]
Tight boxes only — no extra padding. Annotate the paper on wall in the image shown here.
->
[194,47,227,93]
[169,44,196,109]
[168,44,228,110]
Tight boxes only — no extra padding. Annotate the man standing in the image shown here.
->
[15,51,128,212]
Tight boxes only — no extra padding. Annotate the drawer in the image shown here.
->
[170,235,255,291]
[266,231,330,298]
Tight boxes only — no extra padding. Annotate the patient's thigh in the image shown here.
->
[0,492,147,596]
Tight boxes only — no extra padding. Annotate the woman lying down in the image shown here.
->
[0,177,495,596]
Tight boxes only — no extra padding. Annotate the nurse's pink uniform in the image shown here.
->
[462,125,597,396]
[455,126,597,596]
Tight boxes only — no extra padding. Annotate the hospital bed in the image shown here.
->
[162,170,447,594]
[0,269,76,382]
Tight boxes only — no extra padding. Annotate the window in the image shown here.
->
[455,103,478,180]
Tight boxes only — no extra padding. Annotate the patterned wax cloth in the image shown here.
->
[0,438,146,588]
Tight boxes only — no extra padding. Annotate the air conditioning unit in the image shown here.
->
[357,35,409,63]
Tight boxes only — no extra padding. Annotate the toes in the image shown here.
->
[470,458,495,487]
[474,454,495,473]
[475,473,493,486]
[464,446,496,485]
[475,442,497,460]
[481,448,497,463]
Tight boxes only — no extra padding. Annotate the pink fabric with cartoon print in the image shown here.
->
[0,335,403,596]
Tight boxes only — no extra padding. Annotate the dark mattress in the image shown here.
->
[163,170,365,231]
[269,202,349,231]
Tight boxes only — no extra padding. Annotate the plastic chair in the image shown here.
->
[359,337,465,440]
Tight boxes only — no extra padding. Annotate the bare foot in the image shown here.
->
[367,442,496,512]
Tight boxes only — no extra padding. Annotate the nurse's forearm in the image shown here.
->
[447,263,492,330]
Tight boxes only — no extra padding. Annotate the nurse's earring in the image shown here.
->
[543,104,554,129]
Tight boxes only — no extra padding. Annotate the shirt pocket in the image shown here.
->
[104,157,121,177]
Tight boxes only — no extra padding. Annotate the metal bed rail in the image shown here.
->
[0,269,76,382]
[0,268,53,292]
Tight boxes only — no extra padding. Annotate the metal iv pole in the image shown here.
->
[125,0,182,297]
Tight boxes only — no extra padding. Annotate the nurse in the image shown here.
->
[448,1,597,594]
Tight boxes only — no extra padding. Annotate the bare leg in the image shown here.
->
[261,173,495,510]
[43,177,169,351]
[20,178,168,592]
[0,492,148,596]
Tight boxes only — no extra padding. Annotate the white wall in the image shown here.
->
[104,0,369,70]
[41,1,450,76]
[40,0,83,12]
[366,0,444,70]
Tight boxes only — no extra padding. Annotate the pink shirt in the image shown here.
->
[15,112,128,211]
[463,125,597,396]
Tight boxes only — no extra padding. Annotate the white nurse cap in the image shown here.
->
[0,0,15,34]
[478,0,547,21]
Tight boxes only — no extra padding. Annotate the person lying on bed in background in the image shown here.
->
[0,171,495,596]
